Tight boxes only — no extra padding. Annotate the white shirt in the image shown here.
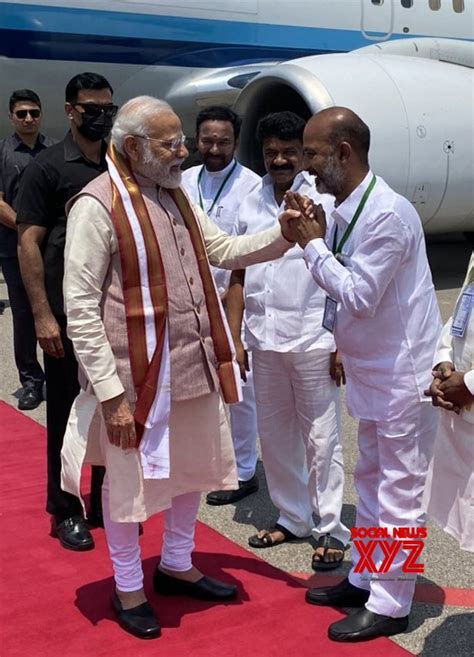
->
[237,171,335,353]
[304,171,442,421]
[182,159,261,294]
[434,252,474,421]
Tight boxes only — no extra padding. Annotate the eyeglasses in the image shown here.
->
[14,109,41,119]
[73,103,118,119]
[132,134,187,152]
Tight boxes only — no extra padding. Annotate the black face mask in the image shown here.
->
[77,113,113,142]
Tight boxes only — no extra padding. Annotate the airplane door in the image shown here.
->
[361,0,394,40]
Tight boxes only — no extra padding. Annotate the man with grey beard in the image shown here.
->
[60,95,299,639]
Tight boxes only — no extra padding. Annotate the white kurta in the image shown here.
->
[423,252,474,551]
[304,171,442,617]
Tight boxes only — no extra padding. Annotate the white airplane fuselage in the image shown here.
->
[0,0,473,233]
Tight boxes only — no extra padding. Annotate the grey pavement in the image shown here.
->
[0,237,472,656]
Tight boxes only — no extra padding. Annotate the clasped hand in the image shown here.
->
[278,191,327,248]
[424,361,473,414]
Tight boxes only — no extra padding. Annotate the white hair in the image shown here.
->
[110,95,173,154]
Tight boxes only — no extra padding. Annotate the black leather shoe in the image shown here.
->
[306,577,370,607]
[328,608,409,642]
[206,474,259,505]
[50,515,94,551]
[18,387,43,411]
[153,568,238,601]
[112,592,161,639]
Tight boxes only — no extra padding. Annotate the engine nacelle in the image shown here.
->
[234,53,474,234]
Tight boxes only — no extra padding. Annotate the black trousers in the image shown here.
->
[1,256,44,391]
[44,315,104,520]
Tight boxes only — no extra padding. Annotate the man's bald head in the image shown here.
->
[305,107,370,165]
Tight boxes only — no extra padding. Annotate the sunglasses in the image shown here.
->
[14,109,41,119]
[73,103,118,119]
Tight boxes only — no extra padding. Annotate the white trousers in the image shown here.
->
[348,402,437,617]
[229,353,258,481]
[102,476,201,592]
[252,349,349,545]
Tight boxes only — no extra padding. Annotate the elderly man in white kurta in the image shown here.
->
[182,106,261,504]
[227,111,350,569]
[288,107,441,643]
[60,96,296,640]
[423,251,474,552]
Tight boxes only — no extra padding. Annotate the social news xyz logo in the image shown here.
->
[351,527,427,574]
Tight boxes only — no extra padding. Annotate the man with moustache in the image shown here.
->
[227,111,350,569]
[183,106,261,505]
[60,95,298,638]
[0,89,56,410]
[286,107,441,641]
[16,73,114,550]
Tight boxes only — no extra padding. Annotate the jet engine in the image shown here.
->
[234,51,474,233]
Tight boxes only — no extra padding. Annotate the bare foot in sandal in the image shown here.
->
[312,533,346,571]
[248,523,298,549]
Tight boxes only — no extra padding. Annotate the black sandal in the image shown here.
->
[248,523,298,549]
[311,533,346,571]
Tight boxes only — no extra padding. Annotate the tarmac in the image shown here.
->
[0,236,472,657]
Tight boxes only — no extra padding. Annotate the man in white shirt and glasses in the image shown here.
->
[286,106,441,642]
[183,106,261,505]
[227,111,350,570]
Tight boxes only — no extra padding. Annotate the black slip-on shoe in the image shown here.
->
[111,592,161,639]
[153,568,238,601]
[18,387,43,411]
[305,577,370,607]
[328,608,409,642]
[50,515,94,551]
[206,474,259,505]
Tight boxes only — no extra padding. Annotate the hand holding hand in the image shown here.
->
[101,393,137,450]
[438,371,473,412]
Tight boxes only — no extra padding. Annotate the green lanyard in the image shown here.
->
[332,175,377,257]
[198,160,237,215]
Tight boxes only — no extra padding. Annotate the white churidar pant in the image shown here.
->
[348,402,437,617]
[252,349,350,545]
[102,476,201,592]
[229,351,258,482]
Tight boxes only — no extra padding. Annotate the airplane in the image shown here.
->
[0,0,473,235]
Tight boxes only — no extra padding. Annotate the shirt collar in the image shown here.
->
[63,131,108,163]
[262,169,314,203]
[201,158,236,180]
[11,132,46,151]
[331,170,374,225]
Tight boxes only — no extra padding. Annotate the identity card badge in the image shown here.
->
[450,284,473,338]
[322,296,337,333]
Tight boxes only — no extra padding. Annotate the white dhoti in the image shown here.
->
[61,390,237,523]
[423,410,474,552]
[252,348,350,545]
[349,402,438,617]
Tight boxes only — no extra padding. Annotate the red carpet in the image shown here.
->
[0,401,413,657]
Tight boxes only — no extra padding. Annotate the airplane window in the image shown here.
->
[401,0,413,8]
[429,0,441,9]
[371,0,384,4]
[452,0,464,12]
